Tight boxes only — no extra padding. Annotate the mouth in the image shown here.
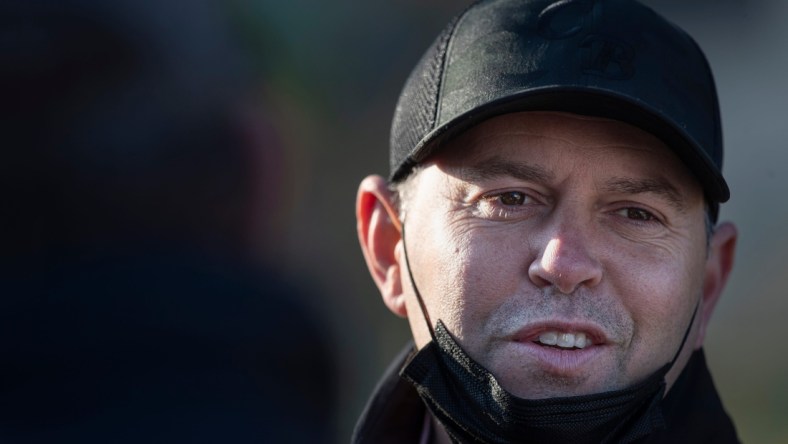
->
[505,322,610,374]
[514,322,608,350]
[533,331,591,350]
[512,322,608,350]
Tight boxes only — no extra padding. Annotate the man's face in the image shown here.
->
[396,112,714,399]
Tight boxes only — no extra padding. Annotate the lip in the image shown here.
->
[513,321,610,345]
[506,321,612,375]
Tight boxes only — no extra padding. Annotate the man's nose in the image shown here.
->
[528,230,603,294]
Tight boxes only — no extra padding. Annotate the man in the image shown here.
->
[353,0,739,443]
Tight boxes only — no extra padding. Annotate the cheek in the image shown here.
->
[446,227,529,342]
[412,222,470,336]
[611,243,705,375]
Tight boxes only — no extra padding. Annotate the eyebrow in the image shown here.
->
[603,177,686,212]
[455,156,554,184]
[453,156,687,211]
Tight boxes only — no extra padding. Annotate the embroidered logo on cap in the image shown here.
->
[581,35,635,79]
[538,0,636,80]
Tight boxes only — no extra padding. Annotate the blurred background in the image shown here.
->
[1,0,785,443]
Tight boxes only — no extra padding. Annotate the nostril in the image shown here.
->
[528,261,552,288]
[528,237,603,293]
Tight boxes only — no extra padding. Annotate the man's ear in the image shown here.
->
[695,221,737,349]
[356,175,407,318]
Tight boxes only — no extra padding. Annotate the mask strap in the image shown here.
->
[667,301,700,369]
[400,225,438,341]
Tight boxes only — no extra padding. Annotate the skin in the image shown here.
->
[356,112,737,429]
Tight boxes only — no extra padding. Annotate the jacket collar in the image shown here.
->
[353,345,739,444]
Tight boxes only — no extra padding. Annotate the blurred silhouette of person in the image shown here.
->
[0,1,335,442]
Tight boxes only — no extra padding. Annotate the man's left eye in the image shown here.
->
[619,207,656,221]
[498,191,527,205]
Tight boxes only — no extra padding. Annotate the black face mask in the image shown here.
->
[399,228,696,444]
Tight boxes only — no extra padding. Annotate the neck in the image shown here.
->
[431,417,452,444]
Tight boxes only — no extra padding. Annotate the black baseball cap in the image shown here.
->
[390,0,729,218]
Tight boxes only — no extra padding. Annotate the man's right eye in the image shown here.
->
[475,189,541,221]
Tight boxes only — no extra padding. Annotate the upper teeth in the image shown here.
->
[537,332,589,349]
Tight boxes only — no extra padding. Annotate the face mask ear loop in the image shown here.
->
[400,225,438,342]
[667,302,700,370]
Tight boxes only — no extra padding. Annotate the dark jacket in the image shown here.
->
[353,345,739,443]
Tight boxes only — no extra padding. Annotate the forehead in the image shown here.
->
[444,112,667,161]
[428,112,701,192]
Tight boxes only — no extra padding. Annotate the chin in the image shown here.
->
[500,373,603,399]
